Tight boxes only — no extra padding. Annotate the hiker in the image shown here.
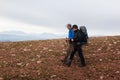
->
[66,25,86,67]
[61,24,74,62]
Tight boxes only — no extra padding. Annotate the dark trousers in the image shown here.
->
[69,44,86,65]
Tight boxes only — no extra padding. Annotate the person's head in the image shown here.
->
[72,25,78,31]
[66,24,72,30]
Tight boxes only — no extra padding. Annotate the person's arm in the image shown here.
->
[68,30,71,40]
[71,30,74,39]
[73,36,79,42]
[73,31,81,42]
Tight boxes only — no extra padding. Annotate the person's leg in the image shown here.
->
[62,43,73,62]
[77,45,86,66]
[69,49,77,60]
[75,51,80,62]
[66,45,77,67]
[62,43,71,62]
[66,43,73,59]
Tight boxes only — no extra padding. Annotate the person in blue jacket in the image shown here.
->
[61,24,74,62]
[68,25,74,41]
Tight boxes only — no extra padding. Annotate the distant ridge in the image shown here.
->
[0,31,66,42]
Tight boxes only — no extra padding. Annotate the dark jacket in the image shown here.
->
[73,29,83,45]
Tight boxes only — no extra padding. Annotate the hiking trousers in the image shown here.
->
[64,42,73,60]
[69,44,86,66]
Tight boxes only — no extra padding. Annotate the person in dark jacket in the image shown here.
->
[66,25,86,67]
[61,24,74,62]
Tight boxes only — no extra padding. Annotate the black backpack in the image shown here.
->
[79,26,88,44]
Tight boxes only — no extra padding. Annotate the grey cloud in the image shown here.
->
[0,0,120,35]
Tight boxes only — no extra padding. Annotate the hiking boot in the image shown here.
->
[66,59,72,67]
[79,64,86,67]
[61,59,67,63]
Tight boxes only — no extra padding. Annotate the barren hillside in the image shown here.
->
[0,36,120,80]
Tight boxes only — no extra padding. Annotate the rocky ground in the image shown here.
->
[0,36,120,80]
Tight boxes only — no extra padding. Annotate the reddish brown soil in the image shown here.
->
[0,36,120,80]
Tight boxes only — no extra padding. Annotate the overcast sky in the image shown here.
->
[0,0,120,36]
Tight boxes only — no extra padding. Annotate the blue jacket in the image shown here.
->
[68,29,74,40]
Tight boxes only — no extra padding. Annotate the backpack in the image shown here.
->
[79,26,89,44]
